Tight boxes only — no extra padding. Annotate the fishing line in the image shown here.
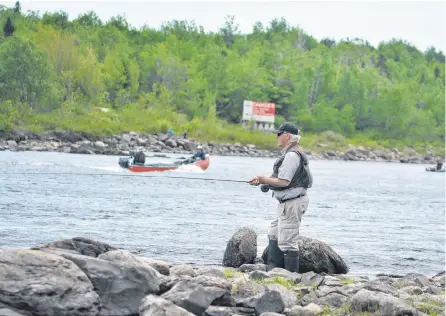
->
[2,172,249,183]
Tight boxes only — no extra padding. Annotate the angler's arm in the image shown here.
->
[260,177,290,187]
[249,175,289,187]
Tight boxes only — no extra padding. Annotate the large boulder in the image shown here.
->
[36,237,117,257]
[261,236,348,274]
[0,249,101,316]
[223,228,257,268]
[40,249,159,316]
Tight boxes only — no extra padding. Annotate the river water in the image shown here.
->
[0,151,444,277]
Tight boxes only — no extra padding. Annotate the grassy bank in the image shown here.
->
[2,104,444,156]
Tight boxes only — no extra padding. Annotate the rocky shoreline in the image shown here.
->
[0,228,444,316]
[0,129,443,164]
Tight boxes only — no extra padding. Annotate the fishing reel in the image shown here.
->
[260,184,270,193]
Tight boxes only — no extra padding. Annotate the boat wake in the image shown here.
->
[28,162,56,166]
[172,165,205,173]
[84,165,125,173]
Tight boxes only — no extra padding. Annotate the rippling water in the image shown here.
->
[0,151,444,277]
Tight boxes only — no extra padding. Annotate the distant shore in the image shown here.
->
[0,129,443,165]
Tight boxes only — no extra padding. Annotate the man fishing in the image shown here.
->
[249,122,313,273]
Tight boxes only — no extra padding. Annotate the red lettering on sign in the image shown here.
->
[252,102,275,116]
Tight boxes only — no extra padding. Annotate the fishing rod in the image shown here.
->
[2,172,249,183]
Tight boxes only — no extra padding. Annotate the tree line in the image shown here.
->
[0,2,444,146]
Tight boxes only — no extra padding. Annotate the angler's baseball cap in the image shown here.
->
[274,122,299,135]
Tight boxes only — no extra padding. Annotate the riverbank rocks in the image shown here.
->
[0,129,443,164]
[0,236,444,316]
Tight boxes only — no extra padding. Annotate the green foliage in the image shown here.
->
[3,16,14,37]
[257,275,295,290]
[0,4,443,153]
[340,276,356,285]
[223,268,243,279]
[0,36,58,110]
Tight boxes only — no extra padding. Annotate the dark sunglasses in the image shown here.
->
[277,132,286,137]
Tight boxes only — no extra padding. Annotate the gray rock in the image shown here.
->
[411,293,445,310]
[287,305,313,316]
[351,289,419,316]
[238,290,285,315]
[195,268,225,279]
[398,286,423,296]
[288,303,322,316]
[139,295,194,316]
[138,257,170,276]
[94,141,106,148]
[261,236,348,274]
[193,275,232,291]
[422,285,443,295]
[430,271,445,287]
[240,264,267,273]
[223,228,257,268]
[203,306,256,316]
[363,279,399,296]
[165,138,177,148]
[318,292,349,308]
[301,271,325,288]
[249,270,270,280]
[301,292,323,307]
[36,236,117,257]
[161,280,226,315]
[136,137,147,146]
[259,313,284,316]
[267,268,301,283]
[158,276,179,295]
[265,284,298,308]
[98,249,169,276]
[170,264,196,277]
[181,140,197,151]
[211,292,236,307]
[0,308,26,316]
[46,250,159,316]
[401,273,431,288]
[232,280,267,299]
[0,249,100,316]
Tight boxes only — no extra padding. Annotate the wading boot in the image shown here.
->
[284,251,299,273]
[267,239,284,269]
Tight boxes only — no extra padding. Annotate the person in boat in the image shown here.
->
[177,145,207,165]
[248,122,313,273]
[191,145,206,160]
[132,150,146,165]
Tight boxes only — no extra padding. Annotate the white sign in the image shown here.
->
[242,100,275,123]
